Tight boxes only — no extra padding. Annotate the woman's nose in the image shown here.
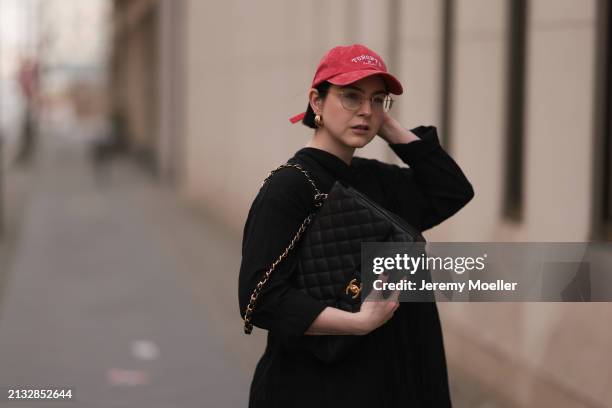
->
[357,99,372,116]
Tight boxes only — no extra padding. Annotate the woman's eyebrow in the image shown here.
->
[343,85,388,95]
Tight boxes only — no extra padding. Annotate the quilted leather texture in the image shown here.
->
[292,180,425,312]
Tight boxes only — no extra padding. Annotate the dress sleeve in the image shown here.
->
[238,169,327,348]
[386,125,475,232]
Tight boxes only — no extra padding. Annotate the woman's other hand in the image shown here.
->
[377,112,420,144]
[352,280,401,335]
[304,280,401,336]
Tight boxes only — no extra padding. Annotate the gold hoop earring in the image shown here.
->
[314,114,323,128]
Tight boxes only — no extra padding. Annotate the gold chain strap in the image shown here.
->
[261,163,328,203]
[243,162,327,334]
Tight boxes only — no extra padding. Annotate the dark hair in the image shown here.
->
[302,81,332,129]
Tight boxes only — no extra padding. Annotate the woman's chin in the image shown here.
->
[344,134,374,148]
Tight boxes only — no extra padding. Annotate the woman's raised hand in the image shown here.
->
[376,112,421,144]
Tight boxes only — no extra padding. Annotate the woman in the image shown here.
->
[238,44,474,407]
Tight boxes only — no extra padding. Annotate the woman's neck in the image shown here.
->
[305,129,355,165]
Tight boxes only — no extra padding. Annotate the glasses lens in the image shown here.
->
[339,90,393,113]
[383,96,393,112]
[340,91,362,110]
[372,95,386,112]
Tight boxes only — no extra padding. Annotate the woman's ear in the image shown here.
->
[308,88,322,114]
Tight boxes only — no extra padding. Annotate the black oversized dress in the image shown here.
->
[238,126,474,407]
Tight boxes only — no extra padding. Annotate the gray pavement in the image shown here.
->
[0,123,262,407]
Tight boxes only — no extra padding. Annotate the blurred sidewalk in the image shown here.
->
[0,118,259,407]
[0,159,33,302]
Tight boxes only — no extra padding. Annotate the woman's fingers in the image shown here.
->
[356,270,405,334]
[366,296,401,331]
[365,271,394,302]
[382,289,401,322]
[388,287,401,303]
[381,287,401,311]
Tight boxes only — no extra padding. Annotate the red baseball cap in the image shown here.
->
[289,44,403,124]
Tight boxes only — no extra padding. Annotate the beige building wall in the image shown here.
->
[110,0,159,162]
[524,0,597,241]
[156,0,185,183]
[395,1,443,132]
[436,1,611,407]
[436,0,509,242]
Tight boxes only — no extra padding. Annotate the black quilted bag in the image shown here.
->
[243,162,425,363]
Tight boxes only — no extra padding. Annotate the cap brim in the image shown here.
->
[327,70,403,95]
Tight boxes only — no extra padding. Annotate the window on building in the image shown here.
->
[502,0,527,221]
[602,0,612,237]
[440,0,454,150]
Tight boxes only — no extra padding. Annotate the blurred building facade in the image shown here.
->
[110,0,184,179]
[110,0,612,406]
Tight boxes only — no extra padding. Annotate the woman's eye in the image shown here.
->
[372,96,385,105]
[345,92,362,102]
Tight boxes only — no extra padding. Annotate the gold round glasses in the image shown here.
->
[330,88,394,113]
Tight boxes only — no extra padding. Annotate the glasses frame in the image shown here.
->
[330,88,394,113]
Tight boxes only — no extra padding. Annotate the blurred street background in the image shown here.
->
[0,0,611,407]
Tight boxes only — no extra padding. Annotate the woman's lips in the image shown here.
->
[351,125,370,135]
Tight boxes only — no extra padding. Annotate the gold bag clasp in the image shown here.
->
[345,278,361,299]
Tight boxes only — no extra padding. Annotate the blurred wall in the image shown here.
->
[110,0,184,180]
[110,0,159,168]
[433,1,611,406]
[111,0,612,406]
